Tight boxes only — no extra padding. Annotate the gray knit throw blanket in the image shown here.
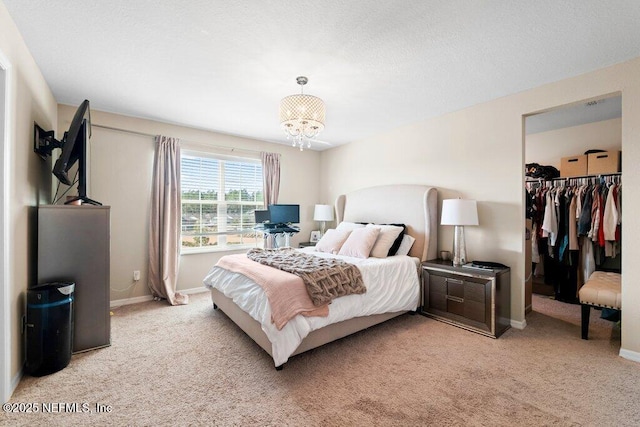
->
[246,248,366,306]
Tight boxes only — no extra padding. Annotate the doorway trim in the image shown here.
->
[521,91,622,335]
[0,49,13,403]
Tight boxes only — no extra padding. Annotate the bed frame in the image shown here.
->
[211,184,438,368]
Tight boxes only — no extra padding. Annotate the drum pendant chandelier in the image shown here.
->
[279,76,325,151]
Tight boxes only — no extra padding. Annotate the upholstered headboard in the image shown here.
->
[334,185,438,261]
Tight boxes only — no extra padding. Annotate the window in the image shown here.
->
[181,151,263,252]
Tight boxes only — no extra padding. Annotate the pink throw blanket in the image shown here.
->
[216,254,329,330]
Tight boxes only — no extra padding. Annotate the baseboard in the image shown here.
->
[180,286,208,295]
[510,318,527,330]
[7,368,21,402]
[619,348,640,363]
[110,287,208,308]
[110,295,154,308]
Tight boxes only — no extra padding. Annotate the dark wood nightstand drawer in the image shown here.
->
[465,280,486,303]
[447,296,464,317]
[430,290,447,312]
[464,300,486,323]
[430,274,447,294]
[446,278,464,298]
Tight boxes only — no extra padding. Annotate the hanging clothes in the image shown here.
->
[568,193,579,251]
[525,174,621,303]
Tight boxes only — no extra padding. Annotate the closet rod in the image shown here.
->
[549,172,621,181]
[92,123,265,156]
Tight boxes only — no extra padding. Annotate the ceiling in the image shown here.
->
[4,1,640,150]
[526,95,622,135]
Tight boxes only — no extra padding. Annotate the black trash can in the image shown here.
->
[25,282,75,376]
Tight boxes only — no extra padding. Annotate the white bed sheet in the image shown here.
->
[202,247,421,367]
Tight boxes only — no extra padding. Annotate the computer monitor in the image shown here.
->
[254,210,270,224]
[268,204,300,225]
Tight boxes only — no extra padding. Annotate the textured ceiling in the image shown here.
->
[4,1,640,150]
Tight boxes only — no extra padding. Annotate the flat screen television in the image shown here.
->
[34,100,101,205]
[268,204,299,225]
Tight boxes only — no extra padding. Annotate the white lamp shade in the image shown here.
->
[441,199,479,226]
[313,204,334,221]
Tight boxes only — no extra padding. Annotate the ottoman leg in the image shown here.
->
[581,304,590,340]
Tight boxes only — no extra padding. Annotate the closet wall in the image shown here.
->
[525,108,622,309]
[526,117,621,168]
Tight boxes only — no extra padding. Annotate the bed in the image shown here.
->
[203,184,438,368]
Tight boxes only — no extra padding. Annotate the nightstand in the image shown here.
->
[420,259,511,338]
[298,242,316,248]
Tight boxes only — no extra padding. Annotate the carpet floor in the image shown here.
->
[2,292,638,426]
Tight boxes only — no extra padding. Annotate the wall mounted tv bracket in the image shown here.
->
[34,123,63,159]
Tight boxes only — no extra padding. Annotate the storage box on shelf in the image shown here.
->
[560,155,587,177]
[587,150,620,175]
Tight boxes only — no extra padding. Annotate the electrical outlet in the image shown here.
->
[133,270,141,281]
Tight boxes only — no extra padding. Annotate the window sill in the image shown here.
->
[180,244,262,256]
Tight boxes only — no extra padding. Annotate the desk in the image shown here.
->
[254,225,299,248]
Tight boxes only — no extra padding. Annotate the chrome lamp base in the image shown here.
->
[452,225,468,267]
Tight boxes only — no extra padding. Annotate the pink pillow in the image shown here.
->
[338,227,381,258]
[315,229,352,254]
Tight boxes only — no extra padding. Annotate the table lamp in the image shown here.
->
[440,199,479,266]
[313,204,334,237]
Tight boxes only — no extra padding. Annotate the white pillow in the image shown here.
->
[395,234,416,256]
[366,224,404,258]
[315,229,352,255]
[338,227,380,258]
[336,221,366,232]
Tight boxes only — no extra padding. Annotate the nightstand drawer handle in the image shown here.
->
[445,278,463,285]
[446,295,464,303]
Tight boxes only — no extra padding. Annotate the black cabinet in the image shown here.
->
[420,260,510,338]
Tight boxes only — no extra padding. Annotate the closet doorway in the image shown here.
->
[524,94,622,316]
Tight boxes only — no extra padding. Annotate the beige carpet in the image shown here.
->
[2,292,639,426]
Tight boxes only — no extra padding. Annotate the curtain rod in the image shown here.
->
[91,123,265,156]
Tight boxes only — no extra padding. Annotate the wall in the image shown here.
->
[0,2,58,400]
[57,106,321,303]
[526,117,621,168]
[320,56,640,360]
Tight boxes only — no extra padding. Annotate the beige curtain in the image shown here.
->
[148,135,188,305]
[261,152,281,206]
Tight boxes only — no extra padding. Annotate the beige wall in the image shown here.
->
[526,117,622,168]
[4,2,640,402]
[320,56,640,359]
[0,2,58,398]
[57,106,321,302]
